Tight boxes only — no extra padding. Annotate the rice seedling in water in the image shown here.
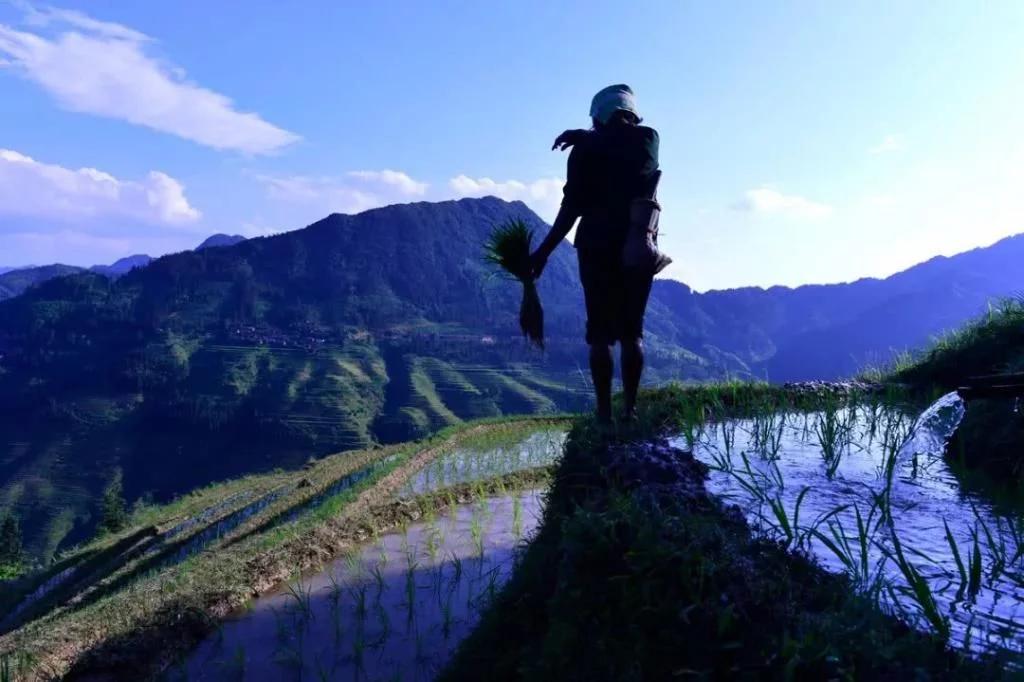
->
[879,522,950,640]
[810,503,883,589]
[370,561,386,601]
[284,577,314,623]
[375,601,392,646]
[450,552,464,589]
[351,627,367,672]
[751,409,785,460]
[943,519,971,602]
[512,495,523,540]
[483,219,544,348]
[344,551,362,582]
[968,527,984,600]
[404,556,419,607]
[442,589,455,638]
[973,509,1010,583]
[815,405,850,478]
[352,583,368,621]
[766,487,809,550]
[431,560,447,598]
[424,527,438,562]
[484,564,501,605]
[470,512,485,563]
[720,420,736,461]
[325,570,344,612]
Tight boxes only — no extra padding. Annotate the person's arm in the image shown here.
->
[530,146,585,278]
[529,204,578,278]
[551,128,589,151]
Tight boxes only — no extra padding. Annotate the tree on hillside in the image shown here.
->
[0,514,22,565]
[100,470,129,534]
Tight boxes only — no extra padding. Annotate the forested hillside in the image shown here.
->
[2,196,1022,557]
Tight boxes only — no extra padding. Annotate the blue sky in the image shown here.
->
[1,1,1023,290]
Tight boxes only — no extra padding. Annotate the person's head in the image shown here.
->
[589,84,641,128]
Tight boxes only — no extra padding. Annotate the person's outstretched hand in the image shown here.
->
[528,249,549,280]
[551,129,589,151]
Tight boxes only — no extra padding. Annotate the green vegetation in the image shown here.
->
[98,471,128,535]
[893,297,1024,388]
[0,265,84,302]
[0,199,604,559]
[483,219,543,348]
[442,386,999,680]
[0,515,23,579]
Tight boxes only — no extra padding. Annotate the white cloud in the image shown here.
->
[0,6,299,154]
[258,169,566,223]
[447,175,564,221]
[23,5,149,42]
[347,170,428,197]
[257,170,429,214]
[0,147,201,225]
[733,187,833,220]
[862,193,897,208]
[869,134,906,155]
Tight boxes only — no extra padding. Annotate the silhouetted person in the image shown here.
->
[530,84,660,424]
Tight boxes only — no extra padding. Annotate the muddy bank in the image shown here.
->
[782,379,889,397]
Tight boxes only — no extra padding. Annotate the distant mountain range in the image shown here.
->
[648,235,1024,381]
[0,234,247,301]
[196,233,247,250]
[1,197,1022,558]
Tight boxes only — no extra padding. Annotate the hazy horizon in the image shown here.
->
[4,195,1018,295]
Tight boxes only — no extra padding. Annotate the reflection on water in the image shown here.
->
[675,394,1024,661]
[174,492,544,681]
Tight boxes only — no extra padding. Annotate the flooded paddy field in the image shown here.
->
[173,491,544,681]
[679,393,1024,661]
[0,419,566,681]
[401,427,566,495]
[173,424,565,680]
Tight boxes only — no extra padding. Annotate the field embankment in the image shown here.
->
[442,385,1002,680]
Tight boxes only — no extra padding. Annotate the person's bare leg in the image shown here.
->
[621,337,644,419]
[590,343,614,423]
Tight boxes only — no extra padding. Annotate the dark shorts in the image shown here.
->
[578,248,654,346]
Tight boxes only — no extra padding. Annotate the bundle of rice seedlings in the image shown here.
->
[484,219,544,349]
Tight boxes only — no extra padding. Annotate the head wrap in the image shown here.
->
[589,84,640,124]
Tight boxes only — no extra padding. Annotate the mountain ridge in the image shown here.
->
[2,197,1023,557]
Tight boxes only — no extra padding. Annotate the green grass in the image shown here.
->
[886,297,1024,388]
[0,564,23,581]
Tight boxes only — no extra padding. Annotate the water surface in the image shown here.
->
[675,394,1024,660]
[175,491,543,681]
